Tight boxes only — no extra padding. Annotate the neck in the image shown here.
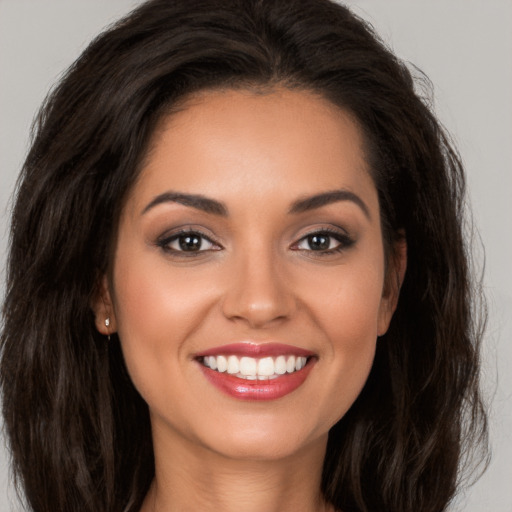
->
[141,424,332,512]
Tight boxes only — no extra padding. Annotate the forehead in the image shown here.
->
[127,87,377,214]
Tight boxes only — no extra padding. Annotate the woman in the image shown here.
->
[0,1,488,511]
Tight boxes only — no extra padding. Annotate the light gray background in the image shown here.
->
[1,1,511,510]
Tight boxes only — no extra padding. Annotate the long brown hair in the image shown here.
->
[1,1,487,511]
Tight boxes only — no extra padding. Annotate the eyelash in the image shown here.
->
[156,229,222,257]
[156,227,355,257]
[291,228,355,256]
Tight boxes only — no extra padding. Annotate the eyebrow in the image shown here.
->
[289,190,370,219]
[141,192,228,216]
[141,189,370,219]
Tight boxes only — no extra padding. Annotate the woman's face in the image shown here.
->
[96,88,401,461]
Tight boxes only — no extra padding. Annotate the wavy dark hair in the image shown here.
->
[1,0,487,511]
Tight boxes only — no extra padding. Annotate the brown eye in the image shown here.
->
[294,229,355,254]
[305,234,331,251]
[178,234,203,251]
[157,230,218,253]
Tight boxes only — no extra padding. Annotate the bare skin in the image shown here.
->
[141,430,333,512]
[94,88,405,512]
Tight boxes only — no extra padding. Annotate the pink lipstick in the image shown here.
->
[196,343,316,401]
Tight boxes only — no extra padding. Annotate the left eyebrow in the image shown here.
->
[141,191,228,216]
[288,190,371,219]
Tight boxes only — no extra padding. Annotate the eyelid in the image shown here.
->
[156,227,223,254]
[290,226,355,253]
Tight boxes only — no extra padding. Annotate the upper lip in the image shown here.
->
[196,342,315,358]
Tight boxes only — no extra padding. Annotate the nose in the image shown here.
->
[221,248,296,329]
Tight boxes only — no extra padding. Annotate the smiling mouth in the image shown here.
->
[201,354,310,380]
[196,343,316,400]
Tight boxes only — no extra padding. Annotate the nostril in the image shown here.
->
[222,297,295,328]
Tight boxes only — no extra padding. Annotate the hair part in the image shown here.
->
[1,1,487,511]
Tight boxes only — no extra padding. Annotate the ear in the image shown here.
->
[377,235,407,336]
[91,274,117,335]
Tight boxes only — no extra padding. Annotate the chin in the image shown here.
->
[182,409,332,463]
[207,430,326,462]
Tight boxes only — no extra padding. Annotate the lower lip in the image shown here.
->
[198,360,315,401]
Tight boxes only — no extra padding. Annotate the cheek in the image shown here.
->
[110,250,217,397]
[113,247,215,335]
[298,257,384,421]
[325,287,380,385]
[307,255,385,347]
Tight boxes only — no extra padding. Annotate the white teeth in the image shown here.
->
[227,355,239,374]
[239,356,257,376]
[258,357,274,376]
[202,354,309,378]
[217,355,227,372]
[295,357,306,371]
[275,355,287,375]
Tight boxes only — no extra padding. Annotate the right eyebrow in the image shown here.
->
[141,191,228,217]
[288,189,371,220]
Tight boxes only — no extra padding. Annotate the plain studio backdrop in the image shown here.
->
[0,1,511,511]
